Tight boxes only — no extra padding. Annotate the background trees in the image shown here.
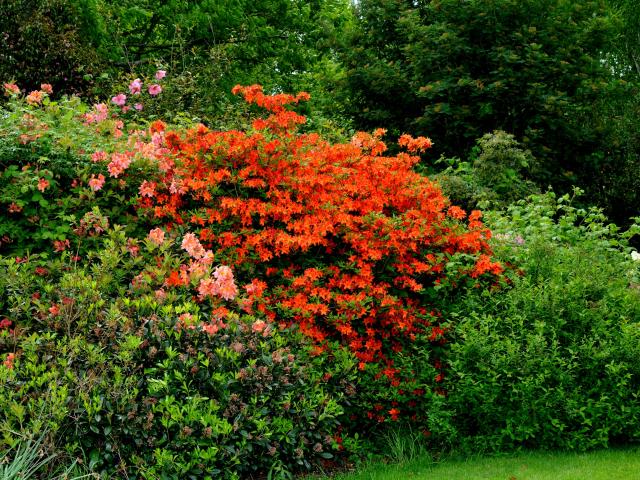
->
[337,0,638,220]
[2,0,639,223]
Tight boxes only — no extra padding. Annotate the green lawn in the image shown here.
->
[328,448,640,480]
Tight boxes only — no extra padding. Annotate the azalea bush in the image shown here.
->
[135,84,505,427]
[0,75,513,478]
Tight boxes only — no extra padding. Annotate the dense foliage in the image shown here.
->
[3,1,640,476]
[336,0,639,223]
[444,192,640,452]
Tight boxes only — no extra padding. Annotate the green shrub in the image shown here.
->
[0,228,358,479]
[443,191,640,452]
[433,130,539,211]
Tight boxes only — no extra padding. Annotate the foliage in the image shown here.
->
[338,0,635,219]
[84,0,355,125]
[433,130,539,211]
[0,225,357,479]
[443,191,640,452]
[0,0,105,96]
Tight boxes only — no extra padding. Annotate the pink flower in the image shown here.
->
[148,84,162,96]
[213,265,238,301]
[53,239,70,252]
[8,202,22,213]
[181,232,206,259]
[88,173,105,191]
[111,93,127,106]
[196,266,238,301]
[106,152,132,178]
[148,228,165,246]
[40,83,53,94]
[139,180,156,198]
[134,103,143,111]
[127,238,139,257]
[3,83,20,95]
[252,320,267,334]
[198,278,217,299]
[155,70,167,80]
[91,151,107,163]
[26,90,44,105]
[129,78,142,95]
[95,103,108,121]
[37,178,50,192]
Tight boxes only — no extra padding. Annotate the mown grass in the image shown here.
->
[328,447,640,480]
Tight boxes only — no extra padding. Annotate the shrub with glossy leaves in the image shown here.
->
[0,227,357,479]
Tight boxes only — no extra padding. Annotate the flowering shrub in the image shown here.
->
[134,84,503,424]
[0,227,357,478]
[0,81,170,256]
[0,79,504,474]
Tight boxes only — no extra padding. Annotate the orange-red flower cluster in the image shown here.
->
[138,84,502,375]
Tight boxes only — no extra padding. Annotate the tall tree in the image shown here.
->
[338,0,631,200]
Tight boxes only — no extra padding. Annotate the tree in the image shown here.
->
[0,0,106,94]
[338,0,631,200]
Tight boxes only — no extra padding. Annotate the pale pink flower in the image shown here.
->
[213,265,238,301]
[106,152,132,178]
[129,78,142,95]
[134,103,143,111]
[148,84,162,96]
[198,278,216,298]
[148,228,165,246]
[155,289,167,301]
[88,173,105,191]
[95,103,108,121]
[127,238,139,257]
[200,250,215,265]
[40,83,53,94]
[189,260,208,280]
[181,232,206,259]
[197,266,238,301]
[155,70,167,80]
[252,320,267,334]
[111,93,127,106]
[37,178,49,192]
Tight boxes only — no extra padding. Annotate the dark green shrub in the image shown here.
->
[433,131,539,211]
[0,228,358,479]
